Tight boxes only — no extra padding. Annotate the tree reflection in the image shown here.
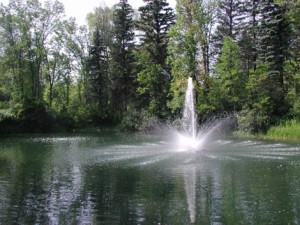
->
[0,136,300,224]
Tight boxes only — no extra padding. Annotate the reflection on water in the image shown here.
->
[184,166,196,223]
[0,133,300,224]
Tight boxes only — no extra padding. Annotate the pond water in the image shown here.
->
[0,132,300,225]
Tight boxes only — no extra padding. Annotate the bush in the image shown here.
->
[237,65,286,134]
[54,110,76,131]
[18,101,54,132]
[0,111,19,134]
[238,109,271,134]
[120,109,141,131]
[120,109,165,131]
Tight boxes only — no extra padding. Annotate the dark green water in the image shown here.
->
[0,132,300,225]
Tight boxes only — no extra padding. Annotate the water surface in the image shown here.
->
[0,132,300,224]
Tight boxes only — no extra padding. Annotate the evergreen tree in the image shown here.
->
[213,0,242,56]
[238,0,291,133]
[255,0,290,116]
[111,0,135,121]
[86,28,110,122]
[137,0,175,67]
[86,6,114,123]
[239,64,274,133]
[256,0,289,80]
[210,37,246,113]
[135,0,175,118]
[275,0,300,118]
[135,49,166,117]
[239,0,259,72]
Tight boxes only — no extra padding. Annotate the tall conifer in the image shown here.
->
[135,0,175,118]
[86,28,110,121]
[137,0,175,68]
[213,0,241,56]
[111,0,135,120]
[257,0,290,116]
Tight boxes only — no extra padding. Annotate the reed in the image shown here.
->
[266,119,300,140]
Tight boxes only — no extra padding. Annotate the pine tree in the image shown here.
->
[276,0,300,118]
[135,0,175,118]
[86,28,110,122]
[238,0,291,133]
[137,0,175,68]
[213,0,242,56]
[211,36,246,112]
[256,0,290,116]
[257,0,289,78]
[86,6,114,123]
[238,0,259,73]
[111,0,135,121]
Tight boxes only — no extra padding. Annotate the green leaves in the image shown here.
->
[209,37,246,113]
[215,37,241,77]
[0,0,298,133]
[134,49,169,118]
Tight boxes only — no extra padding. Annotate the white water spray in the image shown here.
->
[182,77,197,141]
[177,77,203,150]
[176,77,232,151]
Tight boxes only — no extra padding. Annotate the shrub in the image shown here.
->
[0,111,19,134]
[18,101,54,132]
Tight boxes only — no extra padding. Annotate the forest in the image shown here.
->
[0,0,300,136]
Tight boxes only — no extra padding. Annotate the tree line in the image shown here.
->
[0,0,300,134]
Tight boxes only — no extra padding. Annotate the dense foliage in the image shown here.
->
[0,0,300,134]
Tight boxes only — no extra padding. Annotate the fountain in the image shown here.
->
[176,77,232,151]
[183,77,197,141]
[180,78,198,223]
[176,77,203,151]
[177,77,235,223]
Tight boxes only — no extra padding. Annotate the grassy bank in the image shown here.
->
[265,119,300,141]
[235,119,300,141]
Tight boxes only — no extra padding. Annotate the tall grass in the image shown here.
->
[266,119,300,140]
[234,119,300,141]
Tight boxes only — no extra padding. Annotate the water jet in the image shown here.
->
[175,77,204,151]
[175,77,232,152]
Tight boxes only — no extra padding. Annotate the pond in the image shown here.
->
[0,132,300,224]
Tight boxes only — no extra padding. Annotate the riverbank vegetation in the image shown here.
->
[266,120,300,140]
[234,119,300,141]
[1,0,300,137]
